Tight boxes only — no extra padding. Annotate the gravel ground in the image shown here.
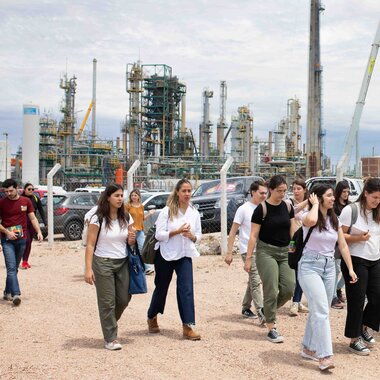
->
[0,240,379,380]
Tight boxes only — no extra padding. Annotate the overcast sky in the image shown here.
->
[0,0,379,167]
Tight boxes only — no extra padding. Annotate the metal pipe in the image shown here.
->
[47,163,61,246]
[92,58,97,142]
[127,159,141,193]
[220,157,234,255]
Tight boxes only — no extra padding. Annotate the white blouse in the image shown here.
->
[155,205,202,261]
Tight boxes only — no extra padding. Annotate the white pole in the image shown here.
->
[127,160,141,193]
[220,157,234,255]
[47,163,61,246]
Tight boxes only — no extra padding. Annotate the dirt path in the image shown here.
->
[0,240,378,380]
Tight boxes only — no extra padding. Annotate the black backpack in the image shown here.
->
[288,226,314,270]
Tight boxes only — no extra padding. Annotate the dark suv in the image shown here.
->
[192,176,264,233]
[40,192,100,240]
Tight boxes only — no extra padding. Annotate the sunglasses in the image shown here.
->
[27,188,34,191]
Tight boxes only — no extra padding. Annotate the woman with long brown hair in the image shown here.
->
[340,177,380,355]
[298,184,357,371]
[147,179,202,340]
[84,184,136,350]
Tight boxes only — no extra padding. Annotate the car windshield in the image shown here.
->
[193,180,244,196]
[141,193,153,202]
[41,195,66,206]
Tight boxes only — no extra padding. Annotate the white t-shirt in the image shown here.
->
[155,205,202,261]
[90,214,133,259]
[302,213,340,256]
[233,201,257,254]
[340,203,380,261]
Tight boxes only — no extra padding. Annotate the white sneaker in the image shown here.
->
[3,292,13,301]
[298,303,309,313]
[104,340,122,350]
[289,302,298,316]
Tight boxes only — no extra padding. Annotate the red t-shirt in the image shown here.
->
[0,197,35,240]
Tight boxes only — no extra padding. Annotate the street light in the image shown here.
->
[2,132,8,179]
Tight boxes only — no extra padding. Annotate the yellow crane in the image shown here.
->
[76,101,93,140]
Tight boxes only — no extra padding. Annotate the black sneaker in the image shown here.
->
[349,338,370,355]
[242,308,258,319]
[257,308,266,325]
[267,328,284,343]
[361,329,376,348]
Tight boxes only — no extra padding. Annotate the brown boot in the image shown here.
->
[183,324,201,341]
[147,316,160,333]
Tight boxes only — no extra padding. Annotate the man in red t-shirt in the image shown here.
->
[0,178,43,306]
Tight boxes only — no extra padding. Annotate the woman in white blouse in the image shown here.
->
[84,184,136,351]
[340,177,380,355]
[298,184,357,371]
[147,179,202,340]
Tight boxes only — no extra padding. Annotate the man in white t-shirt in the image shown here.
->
[225,181,267,323]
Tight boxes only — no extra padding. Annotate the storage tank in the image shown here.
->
[22,104,40,185]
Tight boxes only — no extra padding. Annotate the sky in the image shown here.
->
[0,0,379,169]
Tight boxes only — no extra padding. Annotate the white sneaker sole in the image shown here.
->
[300,351,318,361]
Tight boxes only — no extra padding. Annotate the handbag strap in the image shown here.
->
[302,226,314,248]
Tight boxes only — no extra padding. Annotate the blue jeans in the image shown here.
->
[334,259,345,295]
[298,252,336,358]
[1,238,27,296]
[136,230,153,272]
[292,270,303,303]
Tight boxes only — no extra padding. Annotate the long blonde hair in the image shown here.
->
[167,179,192,220]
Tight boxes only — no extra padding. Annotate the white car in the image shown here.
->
[141,192,171,233]
[305,177,364,202]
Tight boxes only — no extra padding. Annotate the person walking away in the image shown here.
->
[288,179,310,316]
[331,180,351,309]
[298,185,357,371]
[125,189,155,275]
[245,175,297,343]
[147,179,202,340]
[84,184,136,350]
[340,177,380,355]
[0,179,43,306]
[20,183,47,269]
[225,180,266,323]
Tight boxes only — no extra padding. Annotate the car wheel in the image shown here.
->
[64,219,83,241]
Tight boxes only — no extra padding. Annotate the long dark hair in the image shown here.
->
[309,184,339,232]
[358,177,380,223]
[96,184,129,230]
[167,179,192,220]
[333,180,350,215]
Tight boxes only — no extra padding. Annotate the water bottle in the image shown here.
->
[288,240,295,253]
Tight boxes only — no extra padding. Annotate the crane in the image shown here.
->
[76,101,93,140]
[336,22,380,182]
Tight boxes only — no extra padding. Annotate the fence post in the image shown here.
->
[47,163,61,246]
[127,160,141,192]
[220,157,234,255]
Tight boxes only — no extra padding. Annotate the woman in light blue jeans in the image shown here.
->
[298,185,357,371]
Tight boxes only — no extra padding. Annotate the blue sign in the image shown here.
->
[23,107,39,115]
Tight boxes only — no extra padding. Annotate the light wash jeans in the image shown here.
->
[136,230,153,272]
[298,251,336,358]
[334,258,345,295]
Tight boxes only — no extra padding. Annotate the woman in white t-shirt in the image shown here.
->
[147,179,202,340]
[298,184,357,371]
[84,184,136,351]
[340,177,380,355]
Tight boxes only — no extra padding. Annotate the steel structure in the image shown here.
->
[336,21,380,181]
[199,89,213,157]
[306,0,324,177]
[217,81,227,157]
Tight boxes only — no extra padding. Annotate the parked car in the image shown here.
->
[141,192,171,233]
[305,177,364,202]
[192,176,264,233]
[40,192,100,240]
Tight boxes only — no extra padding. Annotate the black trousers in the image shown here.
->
[147,251,195,325]
[341,256,380,338]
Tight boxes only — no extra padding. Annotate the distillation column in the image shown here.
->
[288,98,301,156]
[217,81,227,157]
[306,0,324,177]
[199,89,213,158]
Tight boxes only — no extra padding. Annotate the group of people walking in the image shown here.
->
[3,173,377,372]
[0,179,44,306]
